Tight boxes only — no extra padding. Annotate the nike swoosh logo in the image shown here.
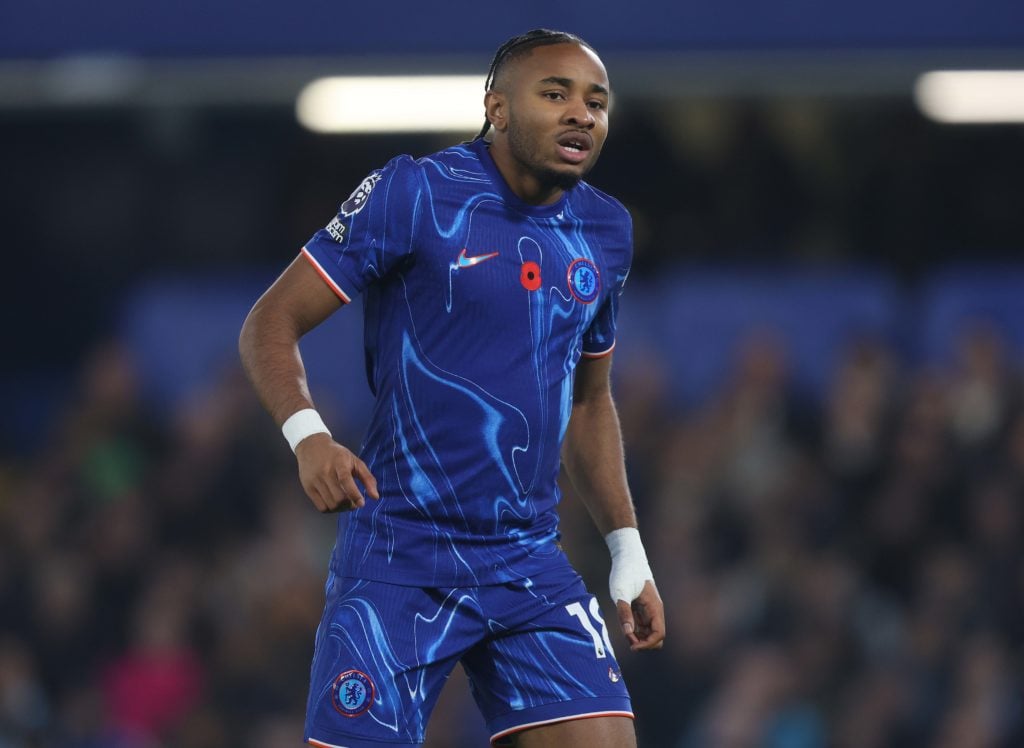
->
[455,248,500,269]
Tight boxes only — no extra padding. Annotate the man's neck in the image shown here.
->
[485,139,564,206]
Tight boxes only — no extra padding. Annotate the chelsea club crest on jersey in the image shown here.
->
[567,258,600,304]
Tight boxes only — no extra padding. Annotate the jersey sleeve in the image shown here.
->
[301,155,423,303]
[581,211,633,359]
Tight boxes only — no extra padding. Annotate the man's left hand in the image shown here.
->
[616,580,665,651]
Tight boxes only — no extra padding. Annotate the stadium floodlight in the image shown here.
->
[296,75,484,133]
[915,70,1024,124]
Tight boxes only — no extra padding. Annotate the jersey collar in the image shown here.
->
[468,138,570,219]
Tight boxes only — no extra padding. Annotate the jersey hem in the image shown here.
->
[330,549,574,589]
[333,521,571,588]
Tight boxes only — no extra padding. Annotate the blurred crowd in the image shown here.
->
[8,98,1024,388]
[3,318,1024,748]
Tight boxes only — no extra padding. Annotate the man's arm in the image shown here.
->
[562,353,665,651]
[238,254,379,513]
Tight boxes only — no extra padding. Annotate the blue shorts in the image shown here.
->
[303,565,633,747]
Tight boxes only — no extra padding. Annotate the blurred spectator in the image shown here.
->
[678,644,826,748]
[946,324,1017,457]
[100,567,205,742]
[0,638,49,745]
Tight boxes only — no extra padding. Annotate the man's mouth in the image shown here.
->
[556,132,593,164]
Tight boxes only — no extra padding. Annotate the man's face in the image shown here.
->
[498,43,610,191]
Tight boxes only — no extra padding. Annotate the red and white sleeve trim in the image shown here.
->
[301,246,352,304]
[581,342,616,359]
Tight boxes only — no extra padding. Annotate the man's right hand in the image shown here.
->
[295,434,380,512]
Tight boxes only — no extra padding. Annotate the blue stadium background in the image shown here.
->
[3,4,1024,747]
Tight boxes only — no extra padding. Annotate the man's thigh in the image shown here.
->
[464,568,634,746]
[509,715,636,747]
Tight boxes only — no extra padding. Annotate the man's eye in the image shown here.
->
[544,91,566,100]
[588,101,607,110]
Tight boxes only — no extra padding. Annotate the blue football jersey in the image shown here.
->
[302,137,632,587]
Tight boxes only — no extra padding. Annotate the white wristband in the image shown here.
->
[282,408,331,452]
[605,527,654,604]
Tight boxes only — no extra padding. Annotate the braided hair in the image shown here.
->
[476,29,594,140]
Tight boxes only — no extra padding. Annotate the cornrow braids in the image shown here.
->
[476,28,594,139]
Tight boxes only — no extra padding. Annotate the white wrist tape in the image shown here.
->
[605,527,654,604]
[282,408,331,452]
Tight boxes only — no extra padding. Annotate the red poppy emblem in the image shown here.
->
[520,261,542,291]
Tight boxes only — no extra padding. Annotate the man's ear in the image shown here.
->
[484,90,508,133]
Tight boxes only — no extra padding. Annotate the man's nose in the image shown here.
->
[564,98,595,128]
